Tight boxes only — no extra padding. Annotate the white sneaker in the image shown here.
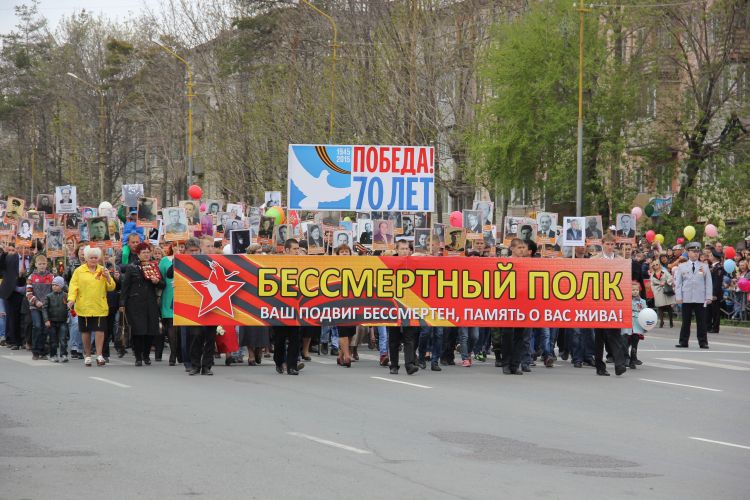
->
[61,355,69,363]
[51,355,59,363]
[96,355,105,366]
[84,356,92,366]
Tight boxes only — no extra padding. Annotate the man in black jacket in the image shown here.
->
[708,251,724,333]
[0,245,22,349]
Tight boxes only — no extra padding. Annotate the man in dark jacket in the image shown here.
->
[0,246,22,349]
[708,251,724,333]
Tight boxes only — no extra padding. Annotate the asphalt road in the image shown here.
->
[1,325,749,500]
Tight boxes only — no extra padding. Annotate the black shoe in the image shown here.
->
[225,357,233,366]
[521,364,531,372]
[389,366,399,375]
[296,362,305,371]
[615,366,627,376]
[583,358,595,367]
[302,356,311,361]
[512,370,523,375]
[502,366,511,374]
[135,360,142,367]
[606,355,613,363]
[143,358,151,365]
[189,368,200,376]
[169,361,176,366]
[544,356,554,368]
[70,349,78,356]
[201,368,213,376]
[418,360,427,370]
[155,356,162,362]
[675,344,688,348]
[560,351,569,361]
[597,369,610,376]
[629,360,636,369]
[320,343,329,355]
[699,344,709,349]
[446,359,455,366]
[275,365,284,374]
[117,350,126,358]
[573,362,582,368]
[287,368,299,375]
[405,364,419,375]
[635,359,643,365]
[330,347,339,356]
[431,363,441,371]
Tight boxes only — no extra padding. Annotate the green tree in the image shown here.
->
[472,0,649,221]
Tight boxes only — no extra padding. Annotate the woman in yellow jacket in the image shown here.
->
[67,246,116,367]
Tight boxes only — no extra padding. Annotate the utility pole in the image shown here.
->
[575,3,590,217]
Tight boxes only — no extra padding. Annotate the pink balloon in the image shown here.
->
[645,230,655,242]
[676,237,685,245]
[631,207,643,220]
[704,223,718,238]
[200,203,207,212]
[738,278,750,293]
[449,211,463,228]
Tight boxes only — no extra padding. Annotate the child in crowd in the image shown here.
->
[626,282,646,369]
[43,276,69,362]
[26,254,54,360]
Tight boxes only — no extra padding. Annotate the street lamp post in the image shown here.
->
[300,0,338,141]
[67,72,106,201]
[153,41,194,187]
[574,4,590,217]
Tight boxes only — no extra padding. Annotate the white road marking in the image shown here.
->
[639,350,750,354]
[688,437,750,451]
[717,359,750,365]
[639,378,722,392]
[656,358,750,371]
[705,341,750,348]
[642,362,695,370]
[1,355,60,366]
[370,376,432,389]
[287,432,371,455]
[88,376,131,388]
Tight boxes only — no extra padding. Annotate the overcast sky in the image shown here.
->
[0,0,158,35]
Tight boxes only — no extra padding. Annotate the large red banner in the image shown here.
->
[173,255,631,328]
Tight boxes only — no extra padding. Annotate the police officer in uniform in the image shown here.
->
[675,242,712,349]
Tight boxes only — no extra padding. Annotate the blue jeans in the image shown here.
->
[377,326,388,355]
[320,326,339,349]
[68,313,81,352]
[181,327,192,369]
[459,327,479,360]
[31,309,49,355]
[475,328,490,355]
[49,321,69,357]
[0,313,6,342]
[531,328,553,358]
[418,326,443,364]
[521,329,533,366]
[568,328,595,363]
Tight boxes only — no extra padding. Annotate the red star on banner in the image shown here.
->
[188,261,244,317]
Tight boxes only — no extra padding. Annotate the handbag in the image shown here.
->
[663,281,675,296]
[119,312,132,348]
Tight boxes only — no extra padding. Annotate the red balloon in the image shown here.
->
[724,246,736,260]
[188,184,203,200]
[645,230,655,242]
[676,237,685,245]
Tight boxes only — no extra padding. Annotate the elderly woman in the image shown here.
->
[649,259,676,328]
[67,246,116,366]
[120,242,164,366]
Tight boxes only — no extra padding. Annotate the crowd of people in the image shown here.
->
[1,193,748,379]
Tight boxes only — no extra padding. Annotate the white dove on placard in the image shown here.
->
[291,168,349,208]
